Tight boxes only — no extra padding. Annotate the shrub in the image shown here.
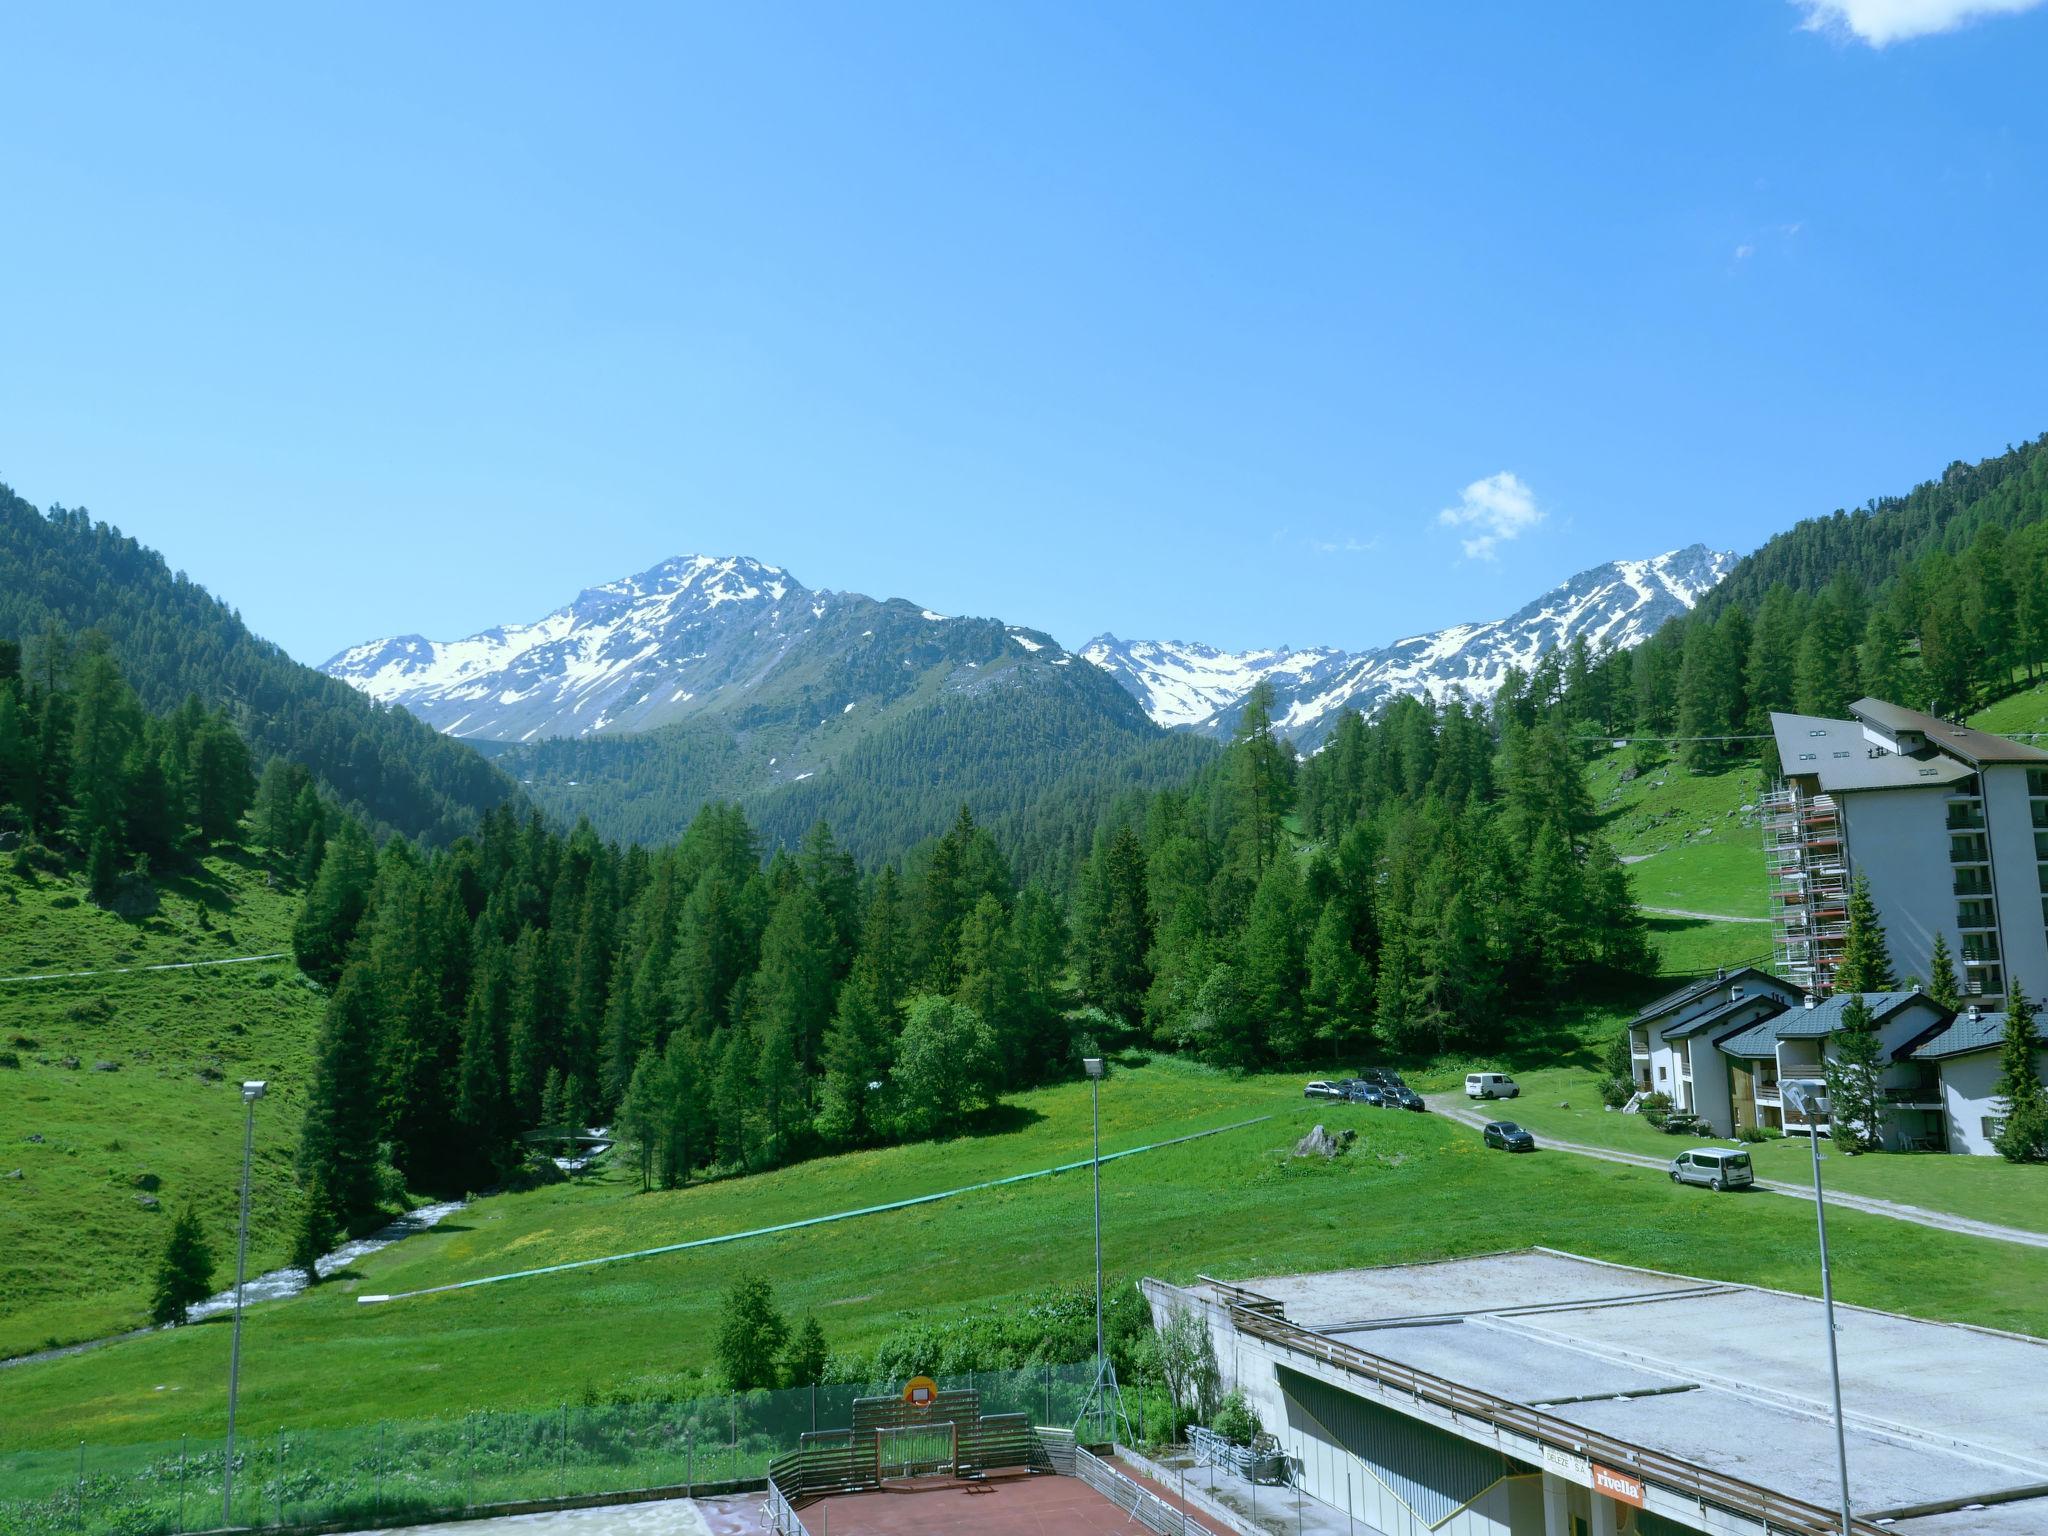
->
[1639,1091,1673,1129]
[1211,1390,1260,1448]
[1597,1075,1635,1110]
[1738,1125,1767,1144]
[0,1051,19,1070]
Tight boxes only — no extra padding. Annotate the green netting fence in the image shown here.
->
[0,1361,1131,1536]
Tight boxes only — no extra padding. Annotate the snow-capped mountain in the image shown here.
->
[1082,545,1735,749]
[322,554,1081,743]
[1075,638,1343,731]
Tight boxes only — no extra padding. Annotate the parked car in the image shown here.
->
[1381,1084,1426,1112]
[1669,1147,1754,1192]
[1359,1068,1407,1090]
[1466,1072,1520,1100]
[1345,1082,1388,1106]
[1482,1121,1536,1152]
[1304,1080,1344,1100]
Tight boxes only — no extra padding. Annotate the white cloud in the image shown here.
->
[1437,471,1544,561]
[1733,243,1756,262]
[1793,0,2044,45]
[1310,535,1380,555]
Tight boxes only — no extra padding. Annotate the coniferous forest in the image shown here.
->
[11,433,2048,1244]
[1557,434,2048,766]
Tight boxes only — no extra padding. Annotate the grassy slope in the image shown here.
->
[0,848,319,1357]
[1584,749,1773,978]
[10,1058,2048,1448]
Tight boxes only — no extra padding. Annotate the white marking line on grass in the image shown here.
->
[0,952,290,984]
[358,1113,1276,1306]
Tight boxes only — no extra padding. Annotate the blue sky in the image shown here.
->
[5,1,2047,664]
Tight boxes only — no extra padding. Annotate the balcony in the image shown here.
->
[1752,1083,1782,1106]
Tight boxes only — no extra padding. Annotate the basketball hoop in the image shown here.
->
[902,1375,938,1408]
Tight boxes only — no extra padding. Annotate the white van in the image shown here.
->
[1465,1072,1519,1101]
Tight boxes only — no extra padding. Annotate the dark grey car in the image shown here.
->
[1482,1120,1535,1152]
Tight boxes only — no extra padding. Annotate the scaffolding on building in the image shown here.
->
[1762,784,1846,995]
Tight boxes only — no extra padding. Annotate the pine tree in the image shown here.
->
[67,642,140,863]
[1241,858,1307,1060]
[1858,606,1909,704]
[714,1272,789,1392]
[655,1029,705,1187]
[1078,823,1151,1025]
[297,968,388,1233]
[1302,898,1365,1066]
[290,1178,334,1286]
[292,820,376,986]
[783,1315,830,1388]
[1926,933,1962,1011]
[1227,683,1294,879]
[816,972,891,1147]
[1992,986,2048,1163]
[1823,994,1887,1154]
[1834,873,1897,993]
[150,1204,215,1326]
[754,883,837,1076]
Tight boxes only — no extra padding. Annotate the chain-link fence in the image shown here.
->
[0,1362,1128,1536]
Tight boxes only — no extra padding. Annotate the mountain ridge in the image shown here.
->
[1083,544,1735,747]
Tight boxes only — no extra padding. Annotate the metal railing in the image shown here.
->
[3,1361,1102,1536]
[1229,1304,1895,1536]
[1075,1446,1219,1536]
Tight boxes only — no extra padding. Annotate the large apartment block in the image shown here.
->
[1766,697,2048,1002]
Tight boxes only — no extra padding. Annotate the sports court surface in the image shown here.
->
[801,1469,1194,1534]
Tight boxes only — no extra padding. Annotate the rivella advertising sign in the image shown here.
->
[1591,1463,1647,1507]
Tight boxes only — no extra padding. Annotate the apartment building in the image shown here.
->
[1766,698,2048,1002]
[1625,968,1801,1121]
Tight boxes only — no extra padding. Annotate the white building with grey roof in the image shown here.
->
[1766,697,2048,1003]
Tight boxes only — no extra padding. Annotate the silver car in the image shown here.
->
[1669,1147,1754,1192]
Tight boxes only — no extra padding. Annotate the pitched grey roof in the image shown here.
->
[1906,1009,2033,1061]
[1630,968,1785,1027]
[1661,993,1786,1041]
[1771,990,1933,1038]
[1715,992,1942,1057]
[1769,711,1977,794]
[1851,698,2048,766]
[1715,1017,1782,1059]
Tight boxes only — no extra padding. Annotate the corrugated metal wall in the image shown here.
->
[1276,1364,1528,1532]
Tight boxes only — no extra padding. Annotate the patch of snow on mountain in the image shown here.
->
[1084,545,1734,748]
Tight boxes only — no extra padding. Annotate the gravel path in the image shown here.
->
[1424,1095,2048,1250]
[0,951,290,984]
[1637,906,1771,923]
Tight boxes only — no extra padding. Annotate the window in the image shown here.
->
[1658,1065,1667,1081]
[2030,767,2048,796]
[1985,1116,2007,1142]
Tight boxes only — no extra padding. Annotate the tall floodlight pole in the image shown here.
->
[1785,1078,1851,1536]
[222,1080,267,1527]
[1084,1056,1106,1439]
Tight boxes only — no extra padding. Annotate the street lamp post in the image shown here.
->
[1784,1078,1852,1536]
[222,1080,267,1528]
[1083,1056,1105,1440]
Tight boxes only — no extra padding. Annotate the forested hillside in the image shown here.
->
[1553,435,2048,764]
[493,638,1198,877]
[1701,434,2048,615]
[0,491,516,845]
[280,667,1650,1253]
